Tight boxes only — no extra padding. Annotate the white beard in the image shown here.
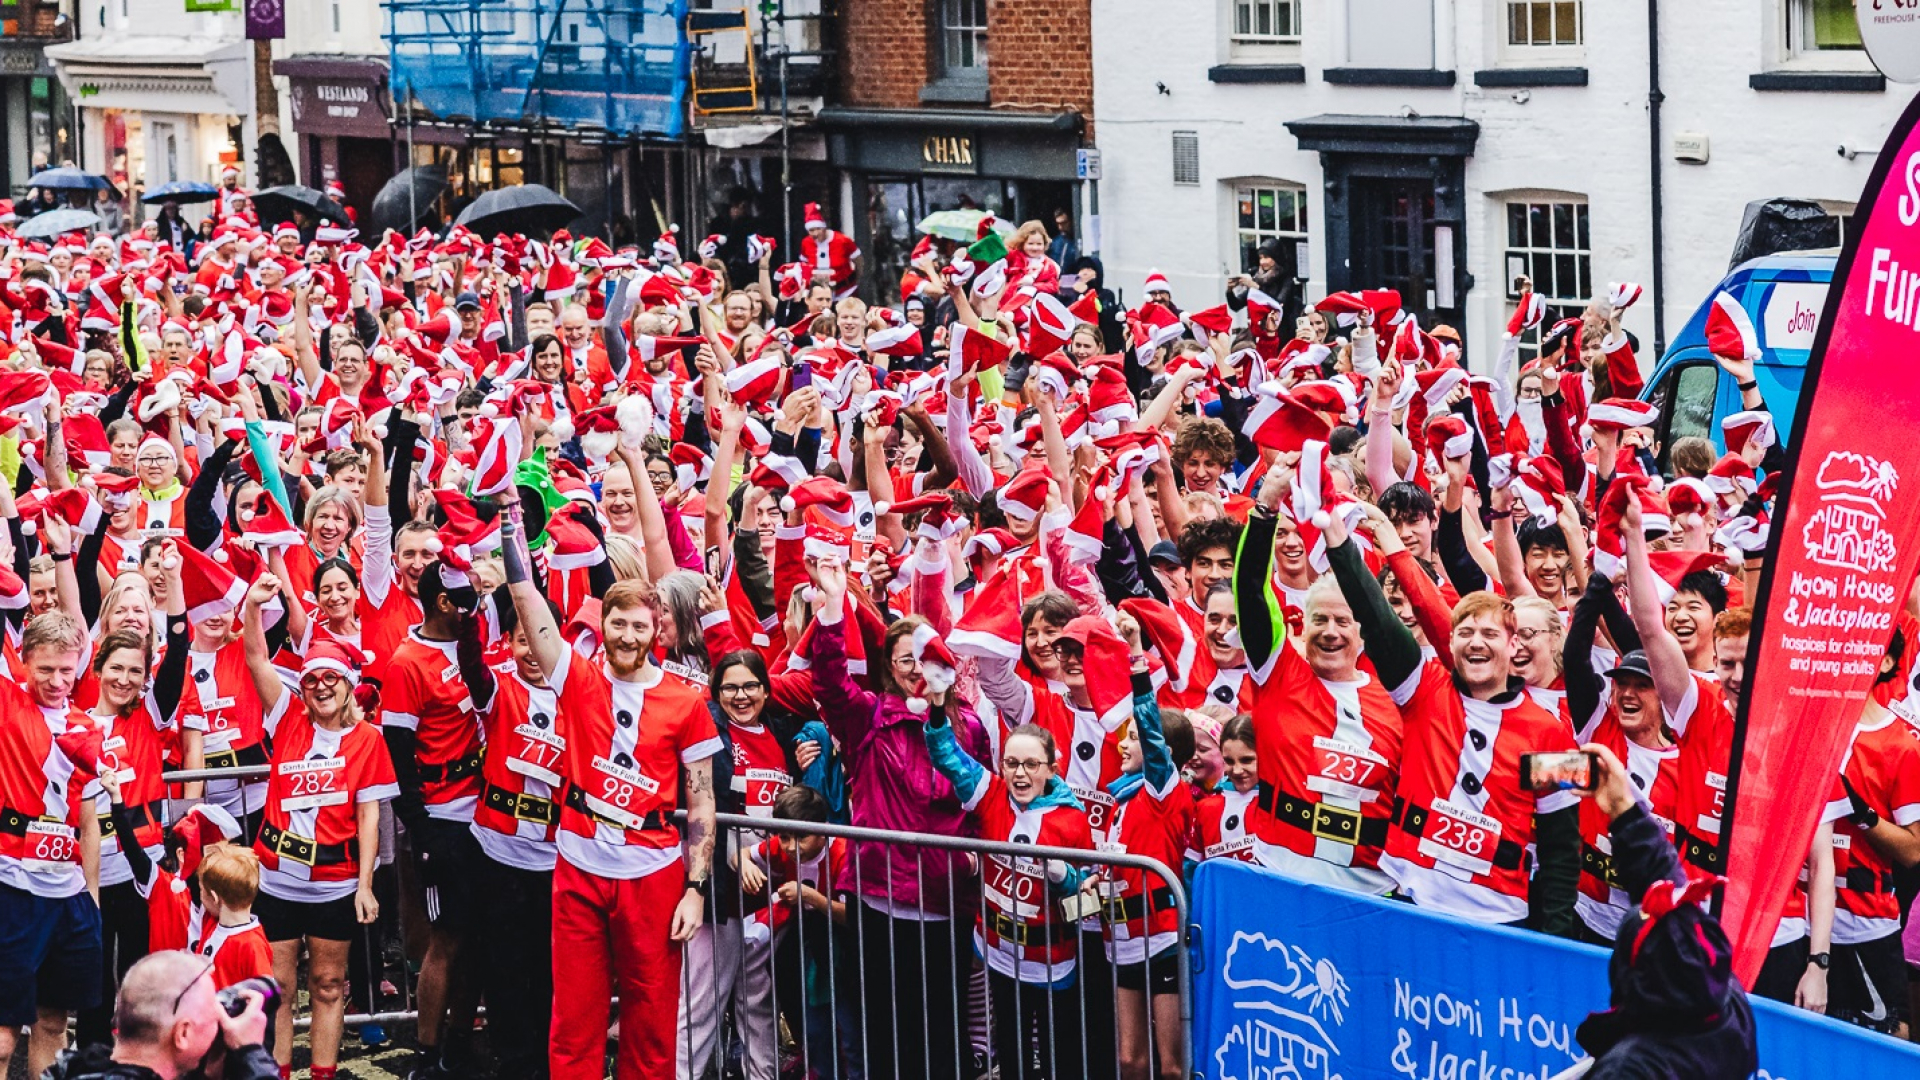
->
[1517,399,1547,455]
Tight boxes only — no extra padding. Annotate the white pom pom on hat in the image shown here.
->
[161,555,178,570]
[871,502,891,517]
[905,697,929,715]
[550,417,575,443]
[424,536,444,554]
[1311,511,1330,529]
[800,585,820,605]
[781,495,797,513]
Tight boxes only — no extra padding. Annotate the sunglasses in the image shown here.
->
[170,956,216,1016]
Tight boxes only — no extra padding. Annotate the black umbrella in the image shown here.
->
[251,184,351,228]
[369,165,449,235]
[140,180,220,205]
[27,167,115,194]
[454,184,581,239]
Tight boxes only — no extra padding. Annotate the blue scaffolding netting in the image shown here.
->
[385,0,692,139]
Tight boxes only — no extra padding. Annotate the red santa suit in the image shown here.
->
[800,230,861,300]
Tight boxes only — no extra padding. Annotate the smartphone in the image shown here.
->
[1519,751,1600,795]
[1059,888,1104,923]
[789,360,812,391]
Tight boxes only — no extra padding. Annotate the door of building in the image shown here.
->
[1350,177,1442,326]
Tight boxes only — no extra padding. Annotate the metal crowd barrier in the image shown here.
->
[157,766,1195,1076]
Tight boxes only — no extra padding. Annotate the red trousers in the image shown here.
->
[550,854,685,1080]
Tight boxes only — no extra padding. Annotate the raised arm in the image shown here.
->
[292,281,324,397]
[239,573,287,716]
[1235,465,1289,674]
[499,498,565,681]
[1366,363,1404,496]
[1324,510,1423,693]
[1621,493,1693,714]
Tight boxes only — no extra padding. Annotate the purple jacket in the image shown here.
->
[809,614,990,918]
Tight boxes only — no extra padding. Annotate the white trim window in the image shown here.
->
[1500,0,1582,63]
[1503,199,1590,361]
[939,0,989,74]
[1788,0,1863,56]
[1229,0,1301,60]
[1235,182,1308,278]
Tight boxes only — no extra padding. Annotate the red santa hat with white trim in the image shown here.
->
[782,476,856,527]
[1120,597,1199,695]
[1587,397,1659,433]
[1705,292,1759,363]
[994,467,1052,523]
[1720,411,1775,456]
[902,622,961,715]
[1060,615,1136,730]
[945,567,1021,662]
[169,542,249,623]
[1243,384,1332,454]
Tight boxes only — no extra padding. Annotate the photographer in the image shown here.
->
[42,950,278,1080]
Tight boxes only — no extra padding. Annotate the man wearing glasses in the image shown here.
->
[47,951,277,1080]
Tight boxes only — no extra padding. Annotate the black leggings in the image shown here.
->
[853,903,968,1080]
[76,879,150,1048]
[477,857,553,1078]
[987,970,1083,1080]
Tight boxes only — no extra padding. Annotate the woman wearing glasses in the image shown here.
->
[924,693,1095,1080]
[239,573,397,1079]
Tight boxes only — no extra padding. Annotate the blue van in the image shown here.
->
[1641,253,1834,465]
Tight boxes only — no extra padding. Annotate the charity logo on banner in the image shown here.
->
[1719,88,1920,981]
[1192,860,1920,1079]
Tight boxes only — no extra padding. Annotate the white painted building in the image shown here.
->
[47,1,256,196]
[1089,0,1902,364]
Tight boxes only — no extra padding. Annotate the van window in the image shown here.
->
[1649,362,1719,447]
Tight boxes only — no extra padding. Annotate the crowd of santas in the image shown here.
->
[0,191,1915,1080]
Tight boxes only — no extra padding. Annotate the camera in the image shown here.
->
[216,977,283,1052]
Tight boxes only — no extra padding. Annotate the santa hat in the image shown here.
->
[16,487,101,538]
[1021,292,1083,357]
[948,323,1011,384]
[802,202,828,231]
[782,476,856,527]
[1426,414,1474,461]
[1507,291,1547,337]
[169,803,243,880]
[1587,397,1659,433]
[1665,477,1714,521]
[545,506,608,572]
[1088,363,1136,425]
[1591,476,1667,578]
[1119,597,1199,694]
[425,489,495,592]
[1704,453,1759,499]
[1643,550,1727,605]
[1277,340,1332,380]
[1143,269,1170,294]
[241,496,302,549]
[1512,455,1567,527]
[301,398,362,455]
[1705,292,1759,364]
[171,543,249,623]
[800,522,851,564]
[0,369,56,422]
[415,310,455,346]
[902,622,961,715]
[887,491,961,541]
[1242,385,1331,453]
[1608,282,1645,311]
[947,568,1024,662]
[652,226,681,264]
[1129,303,1184,355]
[1720,411,1775,455]
[62,413,111,471]
[1186,304,1233,337]
[723,353,785,411]
[1060,615,1134,730]
[866,324,923,358]
[995,467,1051,523]
[670,443,712,490]
[1716,515,1770,560]
[1315,289,1404,329]
[746,234,778,262]
[466,414,523,497]
[962,527,1019,565]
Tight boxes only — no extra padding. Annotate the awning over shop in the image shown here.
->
[45,35,250,116]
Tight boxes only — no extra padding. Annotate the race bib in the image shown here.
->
[202,727,238,753]
[1076,786,1117,838]
[1306,736,1388,802]
[278,757,348,812]
[204,696,236,712]
[1418,799,1503,877]
[506,722,565,786]
[983,853,1045,918]
[22,820,78,872]
[441,663,463,684]
[587,754,661,829]
[1206,837,1257,862]
[732,767,793,817]
[1697,771,1728,835]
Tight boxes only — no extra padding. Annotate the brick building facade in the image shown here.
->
[816,0,1098,300]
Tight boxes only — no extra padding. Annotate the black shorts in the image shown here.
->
[414,817,485,932]
[1113,947,1180,996]
[0,883,102,1025]
[1831,934,1911,1033]
[255,889,359,944]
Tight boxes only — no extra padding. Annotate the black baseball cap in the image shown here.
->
[1605,650,1655,683]
[455,291,481,311]
[1147,540,1182,568]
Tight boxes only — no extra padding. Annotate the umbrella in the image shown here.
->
[251,184,351,228]
[27,167,115,194]
[916,209,1015,242]
[369,165,449,235]
[454,184,582,239]
[15,208,101,239]
[141,180,220,205]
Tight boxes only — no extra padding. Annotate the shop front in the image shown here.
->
[45,34,253,211]
[276,56,394,221]
[817,107,1086,300]
[0,40,76,196]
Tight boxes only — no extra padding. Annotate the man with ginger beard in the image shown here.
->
[499,499,720,1080]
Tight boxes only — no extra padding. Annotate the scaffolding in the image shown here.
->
[384,0,692,139]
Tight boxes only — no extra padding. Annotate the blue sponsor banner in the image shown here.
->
[1192,860,1920,1079]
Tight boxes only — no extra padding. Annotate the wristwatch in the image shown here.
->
[687,876,712,897]
[1808,951,1831,970]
